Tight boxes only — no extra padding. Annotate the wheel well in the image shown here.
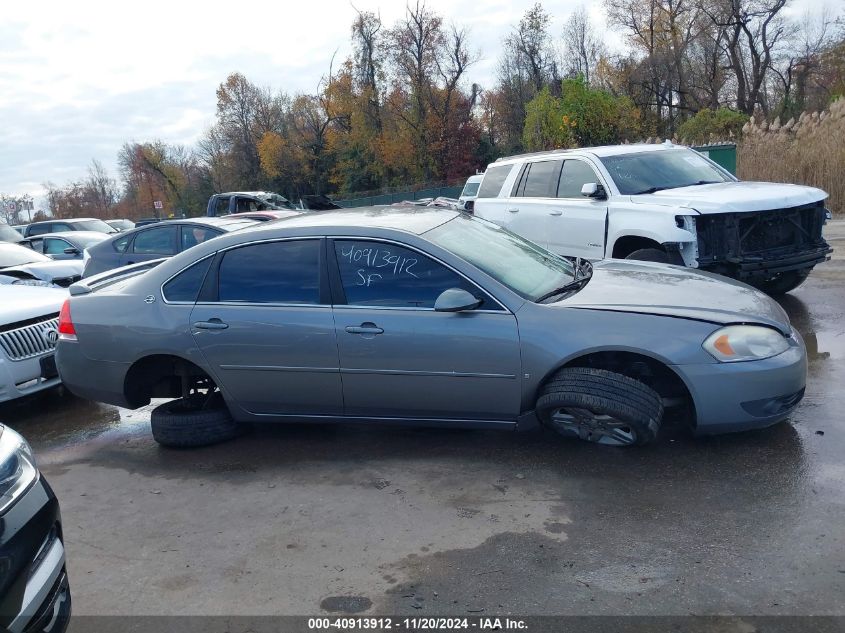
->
[611,236,664,259]
[550,351,696,423]
[123,355,215,408]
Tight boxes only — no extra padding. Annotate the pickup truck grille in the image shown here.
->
[0,314,60,361]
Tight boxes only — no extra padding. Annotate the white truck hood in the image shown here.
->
[0,285,66,323]
[630,181,827,214]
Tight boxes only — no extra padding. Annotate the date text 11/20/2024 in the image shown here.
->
[308,617,529,630]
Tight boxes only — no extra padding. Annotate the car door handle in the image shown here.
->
[345,323,384,335]
[193,319,229,330]
[507,207,520,213]
[549,209,562,216]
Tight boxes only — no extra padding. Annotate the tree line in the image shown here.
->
[7,0,844,222]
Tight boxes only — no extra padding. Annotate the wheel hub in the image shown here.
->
[550,407,637,446]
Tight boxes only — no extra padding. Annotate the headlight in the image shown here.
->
[0,425,39,514]
[12,278,51,287]
[703,325,790,362]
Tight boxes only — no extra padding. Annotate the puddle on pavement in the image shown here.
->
[0,387,148,451]
[802,330,845,362]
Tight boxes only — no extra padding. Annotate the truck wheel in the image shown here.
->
[151,395,241,448]
[624,248,671,263]
[535,367,663,446]
[751,271,810,295]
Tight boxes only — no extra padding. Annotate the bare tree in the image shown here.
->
[562,6,606,85]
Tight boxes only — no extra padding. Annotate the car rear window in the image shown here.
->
[477,165,513,198]
[218,240,320,304]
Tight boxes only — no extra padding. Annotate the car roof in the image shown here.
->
[465,174,484,183]
[491,143,687,166]
[243,206,458,236]
[167,216,258,230]
[215,191,279,197]
[29,217,102,225]
[24,231,108,241]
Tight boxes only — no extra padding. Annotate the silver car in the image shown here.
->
[55,208,806,448]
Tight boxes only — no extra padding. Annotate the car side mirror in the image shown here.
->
[63,247,80,255]
[434,288,483,312]
[581,183,607,199]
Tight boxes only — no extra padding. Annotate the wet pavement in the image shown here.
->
[2,230,845,618]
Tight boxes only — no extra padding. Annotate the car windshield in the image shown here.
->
[257,193,294,210]
[72,234,109,248]
[0,244,51,267]
[600,149,734,195]
[0,223,22,242]
[426,215,576,301]
[461,182,480,197]
[75,219,118,233]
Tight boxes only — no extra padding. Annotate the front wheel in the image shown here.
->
[151,394,241,448]
[749,270,810,295]
[535,367,663,446]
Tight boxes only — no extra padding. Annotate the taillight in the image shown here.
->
[58,299,77,339]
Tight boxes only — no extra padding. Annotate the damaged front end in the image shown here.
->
[694,201,832,281]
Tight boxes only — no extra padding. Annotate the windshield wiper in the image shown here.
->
[632,186,671,195]
[536,262,593,303]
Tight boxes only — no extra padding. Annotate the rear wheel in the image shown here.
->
[536,367,663,446]
[749,270,810,295]
[624,248,671,264]
[151,393,240,448]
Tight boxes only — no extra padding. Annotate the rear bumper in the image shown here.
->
[675,333,807,435]
[0,478,71,633]
[0,356,61,404]
[56,340,132,408]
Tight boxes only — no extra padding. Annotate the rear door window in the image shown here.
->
[163,257,214,303]
[477,165,513,198]
[132,226,177,255]
[514,160,563,198]
[28,223,52,236]
[218,240,320,304]
[51,223,72,233]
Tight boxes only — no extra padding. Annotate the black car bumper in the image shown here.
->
[0,477,71,633]
[704,244,833,279]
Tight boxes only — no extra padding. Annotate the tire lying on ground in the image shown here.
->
[535,367,663,446]
[150,396,241,448]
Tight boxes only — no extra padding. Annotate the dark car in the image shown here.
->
[21,232,109,260]
[23,218,117,239]
[0,424,71,632]
[82,217,257,278]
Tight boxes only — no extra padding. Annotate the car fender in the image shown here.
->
[606,204,697,259]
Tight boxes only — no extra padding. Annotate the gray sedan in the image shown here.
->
[55,208,806,448]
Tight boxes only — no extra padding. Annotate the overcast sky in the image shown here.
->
[0,0,828,205]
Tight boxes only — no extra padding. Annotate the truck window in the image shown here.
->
[557,160,600,198]
[515,160,563,198]
[477,165,514,198]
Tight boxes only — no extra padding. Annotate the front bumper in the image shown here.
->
[676,333,807,435]
[705,244,833,279]
[0,477,71,633]
[0,356,61,404]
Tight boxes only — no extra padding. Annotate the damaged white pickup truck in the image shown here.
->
[473,142,832,294]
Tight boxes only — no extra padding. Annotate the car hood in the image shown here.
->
[556,259,791,334]
[0,260,83,286]
[0,285,66,322]
[630,181,827,214]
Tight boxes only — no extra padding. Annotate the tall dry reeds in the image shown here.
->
[739,98,845,215]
